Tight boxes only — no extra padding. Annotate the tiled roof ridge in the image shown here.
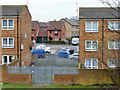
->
[79,7,116,9]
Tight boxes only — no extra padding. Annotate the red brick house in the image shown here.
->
[0,5,32,66]
[36,22,49,43]
[37,30,48,43]
[47,21,66,41]
[32,21,40,43]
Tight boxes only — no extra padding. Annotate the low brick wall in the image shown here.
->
[53,74,77,85]
[1,65,32,84]
[77,69,113,85]
[53,69,115,85]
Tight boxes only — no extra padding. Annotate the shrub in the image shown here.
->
[45,40,66,45]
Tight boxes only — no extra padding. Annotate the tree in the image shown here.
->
[99,0,120,87]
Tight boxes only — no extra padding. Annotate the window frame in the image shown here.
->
[108,41,120,49]
[107,59,117,68]
[2,37,14,48]
[85,40,98,51]
[85,22,98,32]
[85,58,98,69]
[108,22,120,30]
[54,37,59,41]
[54,30,58,35]
[2,55,15,65]
[2,19,14,30]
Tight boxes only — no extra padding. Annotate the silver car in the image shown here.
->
[69,53,79,60]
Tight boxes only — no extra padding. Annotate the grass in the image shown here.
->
[41,85,99,88]
[2,83,33,88]
[2,83,117,89]
[41,84,115,88]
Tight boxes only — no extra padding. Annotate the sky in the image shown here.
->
[0,0,107,22]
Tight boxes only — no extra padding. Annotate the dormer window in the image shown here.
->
[2,19,14,30]
[54,31,58,35]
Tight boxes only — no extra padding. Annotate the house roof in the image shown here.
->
[38,30,48,37]
[32,21,40,30]
[61,18,79,26]
[79,7,119,19]
[47,21,65,31]
[0,5,27,16]
[39,22,49,28]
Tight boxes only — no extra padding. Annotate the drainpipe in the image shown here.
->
[17,10,19,64]
[102,18,104,69]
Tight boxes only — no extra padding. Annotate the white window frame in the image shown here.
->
[107,59,117,68]
[2,19,14,30]
[2,55,15,65]
[108,41,120,49]
[54,31,58,35]
[2,37,14,48]
[85,22,98,32]
[85,40,98,51]
[54,37,59,41]
[108,22,120,30]
[85,58,98,69]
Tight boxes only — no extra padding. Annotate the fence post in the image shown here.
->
[32,65,34,83]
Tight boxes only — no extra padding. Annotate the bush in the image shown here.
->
[45,40,66,45]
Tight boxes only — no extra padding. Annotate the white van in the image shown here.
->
[72,38,79,45]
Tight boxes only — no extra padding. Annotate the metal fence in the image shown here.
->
[8,66,79,74]
[7,66,79,84]
[7,66,32,74]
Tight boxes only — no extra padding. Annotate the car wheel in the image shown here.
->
[71,58,74,60]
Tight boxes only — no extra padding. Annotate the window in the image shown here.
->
[54,31,58,35]
[54,38,59,41]
[108,22,120,30]
[108,41,120,49]
[85,40,98,51]
[2,55,14,64]
[50,31,52,34]
[2,37,14,48]
[2,19,14,30]
[85,59,98,69]
[107,59,118,67]
[85,22,98,32]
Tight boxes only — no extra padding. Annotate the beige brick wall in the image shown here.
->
[0,6,32,67]
[0,18,2,65]
[79,19,120,69]
[20,6,32,66]
[0,17,18,65]
[61,20,78,38]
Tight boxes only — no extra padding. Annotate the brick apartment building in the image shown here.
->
[79,7,120,69]
[47,21,66,41]
[0,5,32,66]
[61,18,79,38]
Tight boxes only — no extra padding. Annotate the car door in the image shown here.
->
[74,53,79,60]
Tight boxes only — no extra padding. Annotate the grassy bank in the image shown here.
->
[2,83,33,88]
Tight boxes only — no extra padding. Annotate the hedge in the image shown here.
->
[45,40,66,45]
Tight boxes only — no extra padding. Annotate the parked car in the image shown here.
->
[58,51,69,58]
[36,45,51,53]
[32,49,45,58]
[63,49,74,55]
[68,53,79,60]
[72,38,79,45]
